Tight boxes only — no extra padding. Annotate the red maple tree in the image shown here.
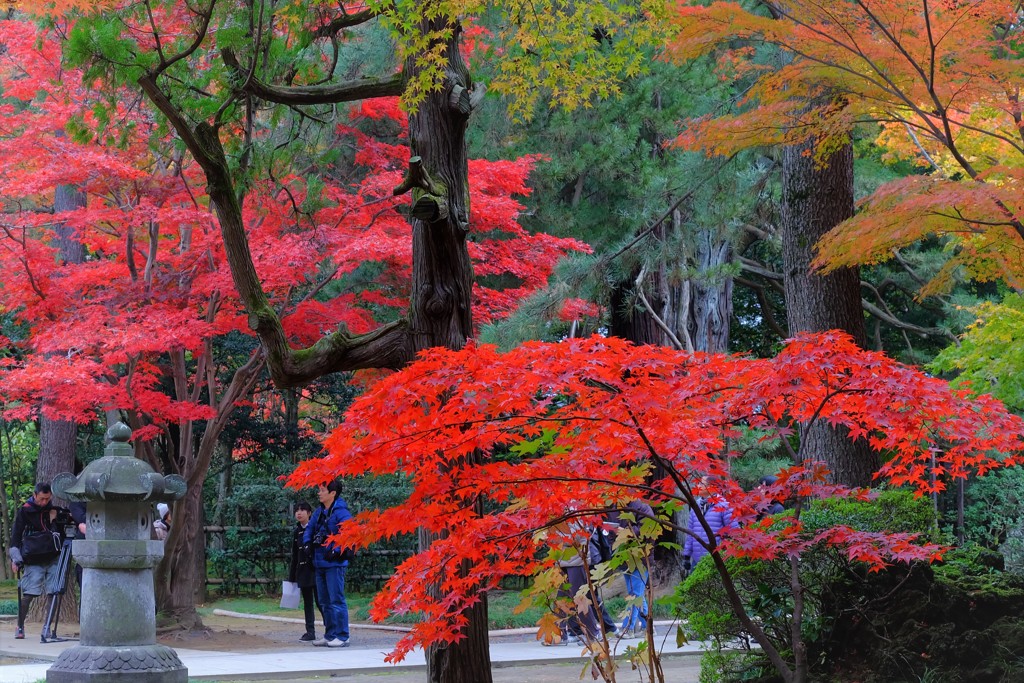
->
[288,331,1023,682]
[0,15,584,623]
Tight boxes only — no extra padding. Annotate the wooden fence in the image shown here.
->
[202,525,414,593]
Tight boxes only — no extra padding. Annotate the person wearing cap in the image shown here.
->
[153,503,170,541]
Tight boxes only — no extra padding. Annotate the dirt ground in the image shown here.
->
[154,611,417,652]
[159,613,701,682]
[23,611,701,682]
[234,657,703,683]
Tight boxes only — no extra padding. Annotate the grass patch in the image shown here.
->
[202,590,552,630]
[0,579,19,601]
[201,586,678,631]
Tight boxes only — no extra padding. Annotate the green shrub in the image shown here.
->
[802,488,938,536]
[957,468,1024,574]
[676,490,939,683]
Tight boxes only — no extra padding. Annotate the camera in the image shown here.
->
[312,531,328,547]
[54,508,77,538]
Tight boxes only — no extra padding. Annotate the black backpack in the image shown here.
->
[22,528,61,564]
[592,527,614,565]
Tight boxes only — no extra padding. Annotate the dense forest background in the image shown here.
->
[2,1,1023,681]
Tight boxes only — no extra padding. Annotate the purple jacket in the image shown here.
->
[684,499,736,564]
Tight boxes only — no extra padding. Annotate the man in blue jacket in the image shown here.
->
[303,480,353,648]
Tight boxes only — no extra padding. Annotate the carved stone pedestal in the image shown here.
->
[49,423,187,682]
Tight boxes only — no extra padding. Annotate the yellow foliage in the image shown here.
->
[5,0,111,14]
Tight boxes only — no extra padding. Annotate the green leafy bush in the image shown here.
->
[676,490,940,683]
[801,488,939,536]
[957,468,1024,574]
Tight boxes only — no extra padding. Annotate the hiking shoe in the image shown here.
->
[312,637,329,646]
[299,633,316,642]
[326,638,349,648]
[14,627,24,640]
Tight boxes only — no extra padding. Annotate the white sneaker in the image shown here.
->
[312,638,329,646]
[327,638,350,648]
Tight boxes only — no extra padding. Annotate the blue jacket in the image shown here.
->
[303,497,353,569]
[684,499,737,565]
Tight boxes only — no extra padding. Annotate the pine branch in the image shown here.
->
[222,48,405,105]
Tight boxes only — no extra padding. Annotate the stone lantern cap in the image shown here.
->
[52,422,186,503]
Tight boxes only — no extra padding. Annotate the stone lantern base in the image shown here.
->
[47,644,187,683]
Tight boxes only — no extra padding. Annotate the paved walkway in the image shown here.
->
[0,620,703,682]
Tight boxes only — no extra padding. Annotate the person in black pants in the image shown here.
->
[69,501,87,590]
[289,502,320,641]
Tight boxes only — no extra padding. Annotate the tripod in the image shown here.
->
[41,525,77,644]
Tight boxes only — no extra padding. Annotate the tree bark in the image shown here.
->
[36,418,78,497]
[154,477,206,629]
[781,138,878,487]
[403,21,492,683]
[37,183,88,505]
[610,214,732,354]
[154,348,263,625]
[610,212,734,583]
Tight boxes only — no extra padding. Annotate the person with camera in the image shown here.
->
[8,482,70,640]
[302,480,353,648]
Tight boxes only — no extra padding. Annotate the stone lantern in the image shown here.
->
[48,422,188,683]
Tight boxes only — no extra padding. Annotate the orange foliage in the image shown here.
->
[668,0,1024,291]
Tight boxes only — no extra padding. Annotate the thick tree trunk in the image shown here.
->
[52,185,87,264]
[610,215,734,583]
[37,418,78,496]
[154,350,262,626]
[404,21,492,683]
[36,184,87,502]
[687,231,733,354]
[611,216,732,354]
[155,473,206,629]
[781,139,878,487]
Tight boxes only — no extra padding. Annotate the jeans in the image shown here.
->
[314,565,349,641]
[621,567,649,631]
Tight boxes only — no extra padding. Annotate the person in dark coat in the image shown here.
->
[554,528,602,644]
[757,475,787,519]
[8,482,66,640]
[289,501,320,641]
[303,480,353,647]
